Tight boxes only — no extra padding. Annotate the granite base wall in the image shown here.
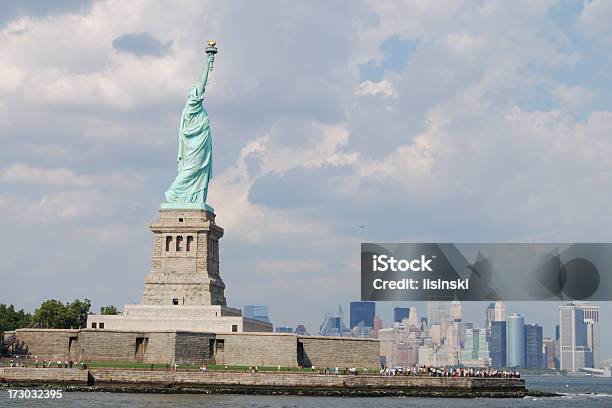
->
[0,368,525,392]
[0,368,87,383]
[12,330,381,368]
[87,369,524,390]
[174,332,215,364]
[0,368,527,397]
[215,333,297,367]
[298,336,380,369]
[12,329,79,360]
[79,330,147,362]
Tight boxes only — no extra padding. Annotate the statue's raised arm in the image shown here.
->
[196,41,217,96]
[162,41,218,213]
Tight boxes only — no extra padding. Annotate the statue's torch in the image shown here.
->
[205,40,218,71]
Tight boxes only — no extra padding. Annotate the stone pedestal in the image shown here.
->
[141,209,226,306]
[87,208,273,333]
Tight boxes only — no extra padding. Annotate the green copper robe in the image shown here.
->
[164,58,214,209]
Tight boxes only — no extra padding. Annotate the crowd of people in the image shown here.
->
[7,357,85,369]
[380,365,521,378]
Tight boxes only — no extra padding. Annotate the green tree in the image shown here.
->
[4,299,91,331]
[14,308,32,329]
[0,303,33,333]
[32,299,67,329]
[100,305,118,315]
[65,299,91,328]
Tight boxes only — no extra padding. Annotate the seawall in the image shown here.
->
[0,367,542,398]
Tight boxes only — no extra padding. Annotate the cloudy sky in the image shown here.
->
[1,1,612,359]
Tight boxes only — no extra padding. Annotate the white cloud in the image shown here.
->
[210,135,334,244]
[0,190,113,224]
[576,0,612,43]
[77,223,143,247]
[257,123,357,173]
[255,259,326,275]
[445,32,488,54]
[355,80,396,97]
[0,163,144,189]
[553,84,595,109]
[0,62,24,93]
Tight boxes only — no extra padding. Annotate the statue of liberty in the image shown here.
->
[163,41,218,212]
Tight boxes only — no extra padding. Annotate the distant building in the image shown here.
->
[485,302,505,340]
[407,308,420,328]
[275,326,293,334]
[578,303,600,368]
[319,315,342,336]
[373,315,383,338]
[506,314,525,368]
[494,302,506,321]
[350,301,375,330]
[418,345,449,366]
[490,320,507,368]
[319,305,346,336]
[462,328,489,366]
[395,341,420,367]
[427,299,450,327]
[378,323,422,367]
[559,303,593,372]
[351,321,374,338]
[294,324,308,336]
[444,321,462,354]
[449,301,462,321]
[524,324,543,369]
[543,336,556,369]
[430,324,442,345]
[243,305,270,323]
[393,307,410,323]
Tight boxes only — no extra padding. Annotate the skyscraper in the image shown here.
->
[319,315,342,336]
[427,299,450,326]
[490,320,507,368]
[243,305,270,323]
[506,314,525,367]
[494,302,506,321]
[444,321,462,360]
[578,303,600,368]
[485,301,506,339]
[319,305,345,336]
[485,303,495,333]
[559,303,593,372]
[524,324,543,369]
[373,315,383,338]
[430,324,442,345]
[428,298,452,342]
[350,301,375,329]
[462,328,489,366]
[407,308,419,328]
[449,300,462,321]
[393,307,410,323]
[543,336,556,369]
